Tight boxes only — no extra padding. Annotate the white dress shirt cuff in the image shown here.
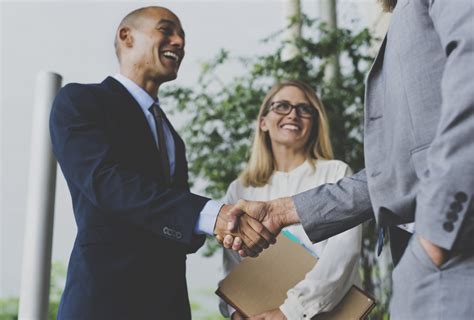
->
[194,200,225,235]
[280,299,321,320]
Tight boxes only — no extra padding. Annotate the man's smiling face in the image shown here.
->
[125,8,185,84]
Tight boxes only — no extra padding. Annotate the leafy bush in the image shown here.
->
[0,261,66,320]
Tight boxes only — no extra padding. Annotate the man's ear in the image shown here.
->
[260,116,268,132]
[118,26,133,48]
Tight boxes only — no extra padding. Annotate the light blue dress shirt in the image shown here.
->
[113,74,222,235]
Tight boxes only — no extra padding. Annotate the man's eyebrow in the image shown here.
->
[156,19,185,38]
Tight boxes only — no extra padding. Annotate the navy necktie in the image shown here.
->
[149,103,171,186]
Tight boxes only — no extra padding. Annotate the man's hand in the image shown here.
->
[214,204,275,257]
[227,197,299,257]
[418,235,448,267]
[248,308,287,320]
[229,197,299,235]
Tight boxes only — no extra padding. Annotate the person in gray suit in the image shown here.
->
[222,0,474,318]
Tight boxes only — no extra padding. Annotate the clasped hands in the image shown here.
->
[214,198,299,257]
[215,198,450,267]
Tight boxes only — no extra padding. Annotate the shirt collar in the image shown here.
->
[112,74,159,114]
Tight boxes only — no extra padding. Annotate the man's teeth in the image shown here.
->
[281,124,300,131]
[163,51,179,61]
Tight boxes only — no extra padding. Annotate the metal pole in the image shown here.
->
[281,0,302,61]
[18,71,62,320]
[320,0,340,81]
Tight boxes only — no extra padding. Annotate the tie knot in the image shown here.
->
[149,103,162,118]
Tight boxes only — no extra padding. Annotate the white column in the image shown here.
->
[320,0,337,29]
[320,0,340,81]
[18,71,62,320]
[281,0,302,61]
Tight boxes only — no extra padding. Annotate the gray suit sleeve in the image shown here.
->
[415,1,474,250]
[292,169,373,243]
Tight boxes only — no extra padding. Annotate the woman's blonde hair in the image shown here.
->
[240,80,334,187]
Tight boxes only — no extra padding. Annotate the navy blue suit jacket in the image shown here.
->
[50,77,209,319]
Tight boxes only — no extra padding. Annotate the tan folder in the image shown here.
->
[216,234,376,319]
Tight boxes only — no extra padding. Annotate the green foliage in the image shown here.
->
[163,15,390,318]
[48,261,67,319]
[163,17,374,198]
[0,298,18,320]
[190,288,226,320]
[0,261,66,320]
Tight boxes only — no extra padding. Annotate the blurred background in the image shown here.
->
[1,1,391,319]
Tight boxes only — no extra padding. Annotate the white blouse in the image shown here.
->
[220,160,362,320]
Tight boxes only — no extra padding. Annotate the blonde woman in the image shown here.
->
[220,80,362,320]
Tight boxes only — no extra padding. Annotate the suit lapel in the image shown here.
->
[364,35,387,122]
[368,35,386,77]
[101,77,188,186]
[365,35,387,98]
[101,77,164,175]
[102,77,155,145]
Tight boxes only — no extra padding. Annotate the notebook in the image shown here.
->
[216,234,376,319]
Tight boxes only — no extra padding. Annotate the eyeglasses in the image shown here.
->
[268,101,317,119]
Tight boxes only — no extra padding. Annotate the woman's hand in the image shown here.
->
[248,308,287,320]
[231,311,246,320]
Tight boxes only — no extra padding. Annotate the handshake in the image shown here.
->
[213,198,300,257]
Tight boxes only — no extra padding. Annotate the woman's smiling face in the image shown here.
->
[260,85,315,152]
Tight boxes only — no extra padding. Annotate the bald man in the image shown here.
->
[50,7,271,319]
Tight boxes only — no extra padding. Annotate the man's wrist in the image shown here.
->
[270,197,299,227]
[207,201,226,236]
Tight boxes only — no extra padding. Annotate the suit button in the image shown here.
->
[450,202,462,212]
[447,211,458,222]
[168,229,176,237]
[443,222,454,232]
[455,192,468,203]
[176,232,182,239]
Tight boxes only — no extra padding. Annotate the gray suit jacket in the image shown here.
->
[294,0,473,251]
